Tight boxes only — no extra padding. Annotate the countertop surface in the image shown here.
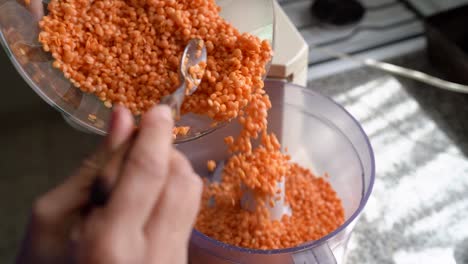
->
[308,50,468,264]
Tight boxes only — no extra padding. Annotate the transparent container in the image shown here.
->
[0,0,275,143]
[178,80,375,264]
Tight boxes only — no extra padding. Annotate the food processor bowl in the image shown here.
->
[178,80,375,264]
[0,0,275,143]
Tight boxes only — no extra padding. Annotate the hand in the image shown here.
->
[16,105,203,264]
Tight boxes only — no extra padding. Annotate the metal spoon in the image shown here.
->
[160,38,207,119]
[87,39,207,209]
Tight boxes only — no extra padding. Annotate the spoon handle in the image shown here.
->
[86,83,187,211]
[85,80,188,211]
[84,134,136,213]
[160,82,186,119]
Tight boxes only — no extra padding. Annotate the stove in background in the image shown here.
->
[278,0,468,80]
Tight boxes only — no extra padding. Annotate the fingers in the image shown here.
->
[32,152,100,231]
[76,107,201,264]
[146,150,203,262]
[92,106,135,200]
[106,105,135,151]
[32,107,134,231]
[87,137,134,208]
[106,105,174,227]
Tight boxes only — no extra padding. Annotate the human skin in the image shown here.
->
[16,105,203,264]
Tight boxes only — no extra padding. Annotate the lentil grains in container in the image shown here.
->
[38,0,345,251]
[38,0,271,120]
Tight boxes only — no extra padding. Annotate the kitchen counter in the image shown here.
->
[307,50,468,264]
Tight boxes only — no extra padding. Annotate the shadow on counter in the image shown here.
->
[396,50,468,157]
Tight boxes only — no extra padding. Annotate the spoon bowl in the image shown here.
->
[160,39,207,119]
[181,39,208,94]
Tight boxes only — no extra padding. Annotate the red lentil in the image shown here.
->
[193,12,345,248]
[207,160,216,172]
[38,0,344,251]
[196,137,345,249]
[173,126,190,137]
[38,0,271,122]
[196,68,345,248]
[87,114,97,122]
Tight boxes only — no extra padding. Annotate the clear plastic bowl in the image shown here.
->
[0,0,275,143]
[178,80,375,264]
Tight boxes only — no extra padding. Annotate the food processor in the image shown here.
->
[179,80,375,264]
[0,0,375,263]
